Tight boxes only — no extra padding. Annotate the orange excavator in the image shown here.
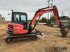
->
[5,5,68,43]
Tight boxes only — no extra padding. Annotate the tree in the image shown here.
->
[41,17,47,23]
[2,17,5,21]
[47,19,51,25]
[39,17,51,25]
[0,14,2,17]
[50,15,55,22]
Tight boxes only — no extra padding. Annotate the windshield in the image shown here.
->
[14,14,26,23]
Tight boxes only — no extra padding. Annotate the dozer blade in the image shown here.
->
[60,28,68,37]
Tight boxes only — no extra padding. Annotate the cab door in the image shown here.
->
[12,12,28,29]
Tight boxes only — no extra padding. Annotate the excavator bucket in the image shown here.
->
[60,28,68,37]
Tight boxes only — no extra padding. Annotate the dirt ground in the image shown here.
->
[0,23,70,52]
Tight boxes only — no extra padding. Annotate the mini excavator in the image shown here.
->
[5,5,68,43]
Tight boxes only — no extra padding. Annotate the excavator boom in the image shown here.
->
[29,6,60,31]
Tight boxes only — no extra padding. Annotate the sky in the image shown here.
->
[0,0,70,21]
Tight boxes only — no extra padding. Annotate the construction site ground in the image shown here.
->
[0,23,70,52]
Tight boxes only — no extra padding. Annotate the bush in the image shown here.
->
[40,18,47,23]
[38,17,51,26]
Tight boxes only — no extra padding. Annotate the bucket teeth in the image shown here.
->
[60,29,68,37]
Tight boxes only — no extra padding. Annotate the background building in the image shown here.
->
[51,16,69,27]
[59,16,69,27]
[0,14,3,22]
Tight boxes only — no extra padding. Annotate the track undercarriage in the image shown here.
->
[5,29,43,44]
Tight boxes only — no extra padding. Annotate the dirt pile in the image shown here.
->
[0,24,70,52]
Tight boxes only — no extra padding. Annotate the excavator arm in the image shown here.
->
[29,5,68,37]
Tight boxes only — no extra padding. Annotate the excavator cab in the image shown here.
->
[7,11,29,35]
[11,12,28,29]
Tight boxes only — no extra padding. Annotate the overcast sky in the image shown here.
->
[0,0,70,21]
